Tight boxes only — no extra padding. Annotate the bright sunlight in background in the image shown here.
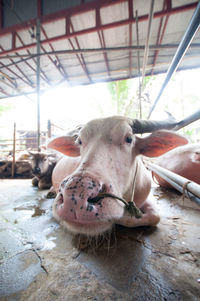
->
[0,68,200,141]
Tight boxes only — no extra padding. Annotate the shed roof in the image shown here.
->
[0,0,200,99]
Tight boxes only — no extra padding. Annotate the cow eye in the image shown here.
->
[125,136,132,144]
[77,138,82,145]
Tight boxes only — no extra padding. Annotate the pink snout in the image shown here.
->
[54,175,112,225]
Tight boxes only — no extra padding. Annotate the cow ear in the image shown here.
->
[47,136,80,157]
[135,130,188,157]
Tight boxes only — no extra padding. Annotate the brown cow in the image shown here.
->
[29,151,59,190]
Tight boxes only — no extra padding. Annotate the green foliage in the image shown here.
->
[142,75,156,90]
[107,80,130,115]
[107,76,155,118]
[0,103,12,116]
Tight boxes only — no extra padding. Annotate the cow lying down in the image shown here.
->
[153,143,200,188]
[29,151,59,190]
[48,116,188,236]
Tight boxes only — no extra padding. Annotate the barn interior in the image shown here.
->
[0,1,200,300]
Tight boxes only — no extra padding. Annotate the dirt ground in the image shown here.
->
[0,179,200,301]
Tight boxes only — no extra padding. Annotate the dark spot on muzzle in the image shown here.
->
[72,193,78,205]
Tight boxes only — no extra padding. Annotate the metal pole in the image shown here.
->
[135,10,142,119]
[11,122,16,178]
[47,119,51,138]
[36,18,41,151]
[148,1,200,119]
[146,161,200,206]
[173,108,200,131]
[140,0,155,89]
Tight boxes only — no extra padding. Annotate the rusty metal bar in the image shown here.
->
[1,43,200,61]
[41,26,69,81]
[0,68,18,87]
[0,73,34,101]
[98,31,110,77]
[0,87,9,96]
[15,31,50,84]
[96,4,110,77]
[146,161,200,206]
[68,21,92,83]
[128,0,134,78]
[148,1,200,118]
[0,46,34,87]
[0,45,34,87]
[0,1,197,39]
[151,0,170,75]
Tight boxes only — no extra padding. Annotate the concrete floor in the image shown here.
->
[0,179,200,301]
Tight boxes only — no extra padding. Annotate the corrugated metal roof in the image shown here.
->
[0,0,199,99]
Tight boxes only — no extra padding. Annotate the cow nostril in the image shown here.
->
[57,193,64,206]
[88,184,108,204]
[33,167,40,174]
[99,184,106,193]
[88,194,104,204]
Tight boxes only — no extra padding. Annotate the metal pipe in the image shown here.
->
[1,43,200,60]
[173,108,200,131]
[0,1,197,39]
[146,161,200,206]
[36,18,41,151]
[148,1,200,118]
[151,0,170,75]
[47,120,51,138]
[153,167,200,206]
[11,123,16,178]
[135,10,142,120]
[141,0,155,89]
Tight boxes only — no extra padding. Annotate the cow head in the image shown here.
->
[48,116,188,235]
[29,152,51,176]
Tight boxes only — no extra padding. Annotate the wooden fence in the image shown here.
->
[0,120,65,178]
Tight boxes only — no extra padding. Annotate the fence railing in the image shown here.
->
[0,120,66,178]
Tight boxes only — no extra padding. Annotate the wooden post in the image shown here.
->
[47,119,51,138]
[11,123,16,178]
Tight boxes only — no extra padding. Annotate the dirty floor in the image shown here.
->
[0,179,200,301]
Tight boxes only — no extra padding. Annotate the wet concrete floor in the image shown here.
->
[0,179,200,301]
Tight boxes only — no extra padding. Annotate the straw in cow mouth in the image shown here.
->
[88,193,143,218]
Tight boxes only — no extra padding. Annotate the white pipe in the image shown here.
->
[146,161,200,204]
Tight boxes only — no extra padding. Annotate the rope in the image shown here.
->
[88,192,142,218]
[88,161,143,219]
[182,180,192,202]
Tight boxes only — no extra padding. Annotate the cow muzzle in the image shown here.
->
[32,167,41,175]
[52,174,123,235]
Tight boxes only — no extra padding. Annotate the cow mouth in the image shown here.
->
[53,201,113,235]
[59,217,113,236]
[53,192,115,222]
[53,191,142,236]
[52,192,119,235]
